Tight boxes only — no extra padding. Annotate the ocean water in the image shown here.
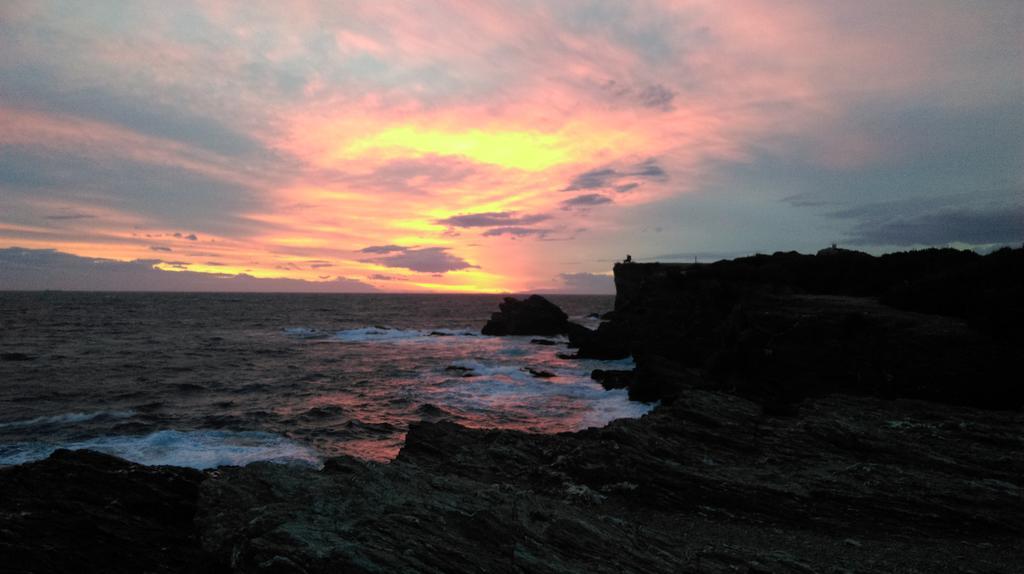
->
[0,292,651,468]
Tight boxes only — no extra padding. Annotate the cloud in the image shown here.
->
[560,158,667,192]
[797,190,1024,248]
[594,80,676,112]
[0,146,264,234]
[561,168,618,192]
[0,248,377,292]
[43,213,96,220]
[149,245,172,252]
[0,72,266,158]
[482,227,550,238]
[780,193,831,208]
[646,251,749,262]
[359,244,408,254]
[436,212,549,228]
[361,246,477,273]
[844,207,1024,246]
[630,158,667,179]
[637,84,676,112]
[560,194,612,210]
[557,272,615,294]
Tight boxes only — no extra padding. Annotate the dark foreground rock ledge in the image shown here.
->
[4,386,1020,573]
[0,449,225,574]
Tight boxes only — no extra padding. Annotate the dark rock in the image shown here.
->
[760,397,802,417]
[415,403,451,422]
[524,367,556,379]
[575,321,632,360]
[481,295,569,336]
[606,248,1023,409]
[585,312,601,319]
[590,369,634,390]
[564,321,594,348]
[0,449,223,573]
[530,338,558,346]
[1,352,34,361]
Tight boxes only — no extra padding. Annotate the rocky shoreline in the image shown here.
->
[3,247,1022,573]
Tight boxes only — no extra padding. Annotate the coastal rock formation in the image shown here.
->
[592,248,1023,409]
[0,449,223,574]
[6,387,1021,573]
[481,295,568,336]
[4,247,1021,573]
[193,387,1022,573]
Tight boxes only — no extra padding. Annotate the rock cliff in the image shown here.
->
[582,248,1022,410]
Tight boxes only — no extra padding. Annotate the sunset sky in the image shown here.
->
[1,1,1021,292]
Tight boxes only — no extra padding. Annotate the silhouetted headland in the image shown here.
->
[2,246,1021,573]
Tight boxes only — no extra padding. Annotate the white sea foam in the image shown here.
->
[444,359,538,379]
[432,354,656,425]
[282,327,323,338]
[332,326,478,343]
[0,410,136,430]
[0,429,321,469]
[572,315,605,330]
[579,393,657,429]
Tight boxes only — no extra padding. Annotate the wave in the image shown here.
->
[0,429,321,469]
[0,410,136,430]
[331,326,479,343]
[282,326,326,339]
[442,359,567,382]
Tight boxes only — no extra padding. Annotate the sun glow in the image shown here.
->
[340,123,637,172]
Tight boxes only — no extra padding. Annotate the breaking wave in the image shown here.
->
[0,410,136,430]
[0,429,322,469]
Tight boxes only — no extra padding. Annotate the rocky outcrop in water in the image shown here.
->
[481,295,569,336]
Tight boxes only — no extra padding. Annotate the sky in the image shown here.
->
[1,1,1021,293]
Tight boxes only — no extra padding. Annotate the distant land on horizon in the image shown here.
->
[2,243,1021,295]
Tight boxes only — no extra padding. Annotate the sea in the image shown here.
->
[0,292,651,468]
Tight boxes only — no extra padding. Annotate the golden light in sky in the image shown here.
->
[1,2,1020,292]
